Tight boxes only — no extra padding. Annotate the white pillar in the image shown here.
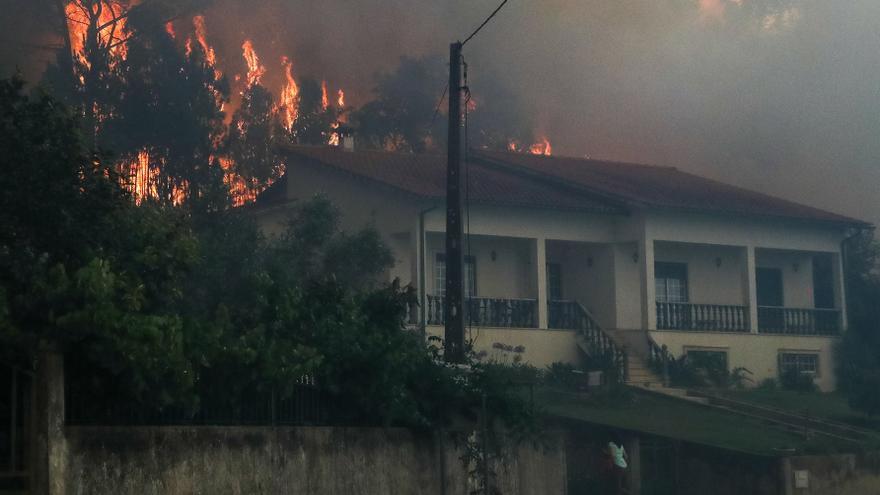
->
[535,238,548,329]
[743,246,759,333]
[639,236,656,330]
[410,220,424,328]
[832,251,848,331]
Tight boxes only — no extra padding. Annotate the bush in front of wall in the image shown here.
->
[779,368,818,392]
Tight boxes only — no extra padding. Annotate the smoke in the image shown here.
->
[2,0,878,226]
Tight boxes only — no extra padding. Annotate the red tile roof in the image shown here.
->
[269,145,867,227]
[273,145,623,213]
[473,150,867,226]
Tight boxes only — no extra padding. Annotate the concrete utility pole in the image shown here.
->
[444,41,465,364]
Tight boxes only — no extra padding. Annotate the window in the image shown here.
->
[547,263,563,301]
[435,253,476,298]
[655,262,688,303]
[779,353,819,376]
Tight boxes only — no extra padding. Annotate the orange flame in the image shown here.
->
[328,122,341,146]
[529,137,552,156]
[278,56,300,131]
[321,80,330,111]
[165,21,175,39]
[64,0,133,68]
[190,16,222,80]
[120,149,186,205]
[241,40,265,87]
[337,89,345,108]
[217,156,278,206]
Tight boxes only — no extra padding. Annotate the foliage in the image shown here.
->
[836,230,880,416]
[1,78,540,430]
[287,76,342,146]
[44,1,231,208]
[354,56,447,153]
[779,368,818,393]
[756,378,779,390]
[664,353,753,389]
[544,362,582,390]
[0,76,200,404]
[353,55,537,154]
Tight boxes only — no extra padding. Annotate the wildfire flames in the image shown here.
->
[321,80,330,111]
[242,40,266,87]
[120,149,186,206]
[65,7,551,207]
[65,0,134,67]
[507,137,553,156]
[529,137,553,156]
[192,16,217,69]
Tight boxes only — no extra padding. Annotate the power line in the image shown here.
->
[462,0,509,46]
[429,83,449,130]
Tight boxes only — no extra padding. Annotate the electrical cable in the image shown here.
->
[462,0,509,46]
[428,84,449,131]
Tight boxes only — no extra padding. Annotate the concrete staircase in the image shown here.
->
[607,329,665,388]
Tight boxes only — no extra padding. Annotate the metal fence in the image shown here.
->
[65,371,332,427]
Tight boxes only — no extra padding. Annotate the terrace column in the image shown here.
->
[832,252,848,331]
[743,246,759,333]
[639,236,657,330]
[409,219,425,329]
[534,237,549,329]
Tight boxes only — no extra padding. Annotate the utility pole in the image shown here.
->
[444,41,465,364]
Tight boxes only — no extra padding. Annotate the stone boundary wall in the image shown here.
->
[58,426,565,495]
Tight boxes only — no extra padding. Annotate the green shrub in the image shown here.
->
[757,378,779,390]
[779,368,818,392]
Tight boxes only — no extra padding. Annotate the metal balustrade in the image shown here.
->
[656,302,750,332]
[757,306,841,335]
[424,295,538,328]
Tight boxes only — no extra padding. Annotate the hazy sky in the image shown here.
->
[3,0,878,226]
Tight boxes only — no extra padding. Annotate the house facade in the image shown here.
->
[255,145,870,391]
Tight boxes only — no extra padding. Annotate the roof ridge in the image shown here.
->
[470,148,680,171]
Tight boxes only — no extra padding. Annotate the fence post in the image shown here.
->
[33,349,66,495]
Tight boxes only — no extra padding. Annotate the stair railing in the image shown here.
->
[569,301,628,383]
[647,335,674,387]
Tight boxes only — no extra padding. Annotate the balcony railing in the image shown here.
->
[757,306,841,336]
[425,295,538,328]
[656,302,750,332]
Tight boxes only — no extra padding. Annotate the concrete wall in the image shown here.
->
[782,452,880,495]
[546,242,618,330]
[649,331,838,391]
[60,426,566,495]
[614,242,643,329]
[655,242,747,306]
[425,233,535,300]
[756,249,816,309]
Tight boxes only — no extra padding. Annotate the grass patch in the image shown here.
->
[720,389,880,431]
[536,386,870,456]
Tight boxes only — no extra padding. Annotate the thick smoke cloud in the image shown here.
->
[2,0,878,225]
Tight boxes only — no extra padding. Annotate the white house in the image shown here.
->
[254,145,870,391]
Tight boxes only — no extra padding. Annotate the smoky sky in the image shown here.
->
[3,0,878,227]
